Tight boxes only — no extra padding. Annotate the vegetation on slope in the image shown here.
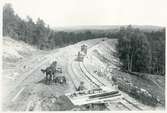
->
[116,25,165,75]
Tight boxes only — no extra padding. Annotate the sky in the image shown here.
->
[2,0,167,28]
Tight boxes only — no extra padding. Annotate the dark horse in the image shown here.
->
[41,67,53,84]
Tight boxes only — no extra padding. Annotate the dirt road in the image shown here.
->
[2,38,103,111]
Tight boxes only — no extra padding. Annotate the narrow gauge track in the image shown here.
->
[78,62,101,88]
[72,61,97,89]
[115,98,142,111]
[80,62,105,86]
[66,55,95,91]
[117,102,131,111]
[122,98,143,110]
[106,96,142,111]
[79,63,99,88]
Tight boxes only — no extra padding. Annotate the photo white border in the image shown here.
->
[0,0,166,113]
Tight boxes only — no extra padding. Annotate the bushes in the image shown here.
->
[112,75,159,106]
[129,86,159,106]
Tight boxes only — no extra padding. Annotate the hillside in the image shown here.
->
[3,37,37,63]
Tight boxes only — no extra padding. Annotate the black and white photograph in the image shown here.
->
[1,0,166,111]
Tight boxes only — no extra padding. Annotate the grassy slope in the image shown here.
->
[112,70,165,106]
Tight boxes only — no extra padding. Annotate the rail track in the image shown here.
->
[79,62,102,87]
[80,62,105,86]
[72,62,97,89]
[122,98,143,110]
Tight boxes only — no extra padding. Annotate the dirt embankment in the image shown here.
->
[90,39,165,107]
[3,37,37,63]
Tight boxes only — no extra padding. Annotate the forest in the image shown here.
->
[3,3,114,49]
[116,26,165,75]
[3,3,165,75]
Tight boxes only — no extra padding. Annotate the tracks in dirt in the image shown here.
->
[8,55,50,95]
[4,54,53,111]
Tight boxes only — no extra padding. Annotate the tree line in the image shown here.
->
[3,3,115,50]
[116,25,165,75]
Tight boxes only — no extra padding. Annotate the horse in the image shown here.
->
[41,67,53,84]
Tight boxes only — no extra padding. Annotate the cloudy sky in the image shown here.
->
[2,0,167,27]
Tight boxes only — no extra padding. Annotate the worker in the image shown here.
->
[77,81,85,91]
[50,61,57,80]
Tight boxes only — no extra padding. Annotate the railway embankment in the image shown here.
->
[83,39,165,108]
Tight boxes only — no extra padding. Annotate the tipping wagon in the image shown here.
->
[81,44,88,54]
[77,44,88,62]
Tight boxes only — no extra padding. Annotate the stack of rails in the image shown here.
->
[65,88,122,106]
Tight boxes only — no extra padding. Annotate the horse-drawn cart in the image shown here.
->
[41,61,66,84]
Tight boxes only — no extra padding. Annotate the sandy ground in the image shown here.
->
[2,38,104,111]
[2,37,165,111]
